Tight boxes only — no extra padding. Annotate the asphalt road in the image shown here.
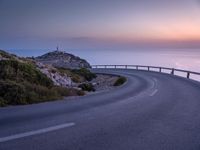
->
[0,69,200,150]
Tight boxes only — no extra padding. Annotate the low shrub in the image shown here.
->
[113,77,127,86]
[0,80,57,105]
[0,80,85,106]
[52,86,85,97]
[78,83,95,92]
[72,68,97,81]
[56,67,96,82]
[0,97,7,107]
[0,60,53,87]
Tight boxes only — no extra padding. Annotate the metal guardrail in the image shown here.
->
[91,65,200,80]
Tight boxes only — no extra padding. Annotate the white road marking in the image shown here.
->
[149,89,158,96]
[0,122,75,143]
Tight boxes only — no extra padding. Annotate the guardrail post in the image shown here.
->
[187,72,190,79]
[125,65,127,69]
[171,68,174,75]
[92,65,200,81]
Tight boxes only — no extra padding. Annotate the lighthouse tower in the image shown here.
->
[56,45,59,51]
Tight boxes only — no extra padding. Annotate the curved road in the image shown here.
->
[0,69,200,150]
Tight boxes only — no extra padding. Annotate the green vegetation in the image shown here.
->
[71,68,97,81]
[56,67,96,83]
[0,60,53,86]
[78,83,95,92]
[56,67,84,83]
[0,50,16,59]
[0,59,84,107]
[113,76,127,86]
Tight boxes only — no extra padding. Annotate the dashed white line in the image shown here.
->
[0,122,75,143]
[149,89,158,97]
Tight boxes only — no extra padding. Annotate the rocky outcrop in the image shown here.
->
[0,50,75,87]
[36,62,74,87]
[35,50,91,69]
[0,50,87,107]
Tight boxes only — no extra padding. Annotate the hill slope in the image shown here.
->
[0,50,84,107]
[35,50,91,69]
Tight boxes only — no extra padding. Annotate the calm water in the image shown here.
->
[8,48,200,81]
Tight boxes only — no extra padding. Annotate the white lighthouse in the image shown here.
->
[56,45,59,51]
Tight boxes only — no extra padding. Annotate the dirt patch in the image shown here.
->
[90,74,119,91]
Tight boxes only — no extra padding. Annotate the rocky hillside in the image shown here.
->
[35,62,73,87]
[0,50,85,106]
[35,50,91,69]
[0,49,120,107]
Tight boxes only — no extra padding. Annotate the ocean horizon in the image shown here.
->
[6,48,200,72]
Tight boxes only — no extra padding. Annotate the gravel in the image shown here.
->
[90,74,119,91]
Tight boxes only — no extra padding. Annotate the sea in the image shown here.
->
[7,48,200,81]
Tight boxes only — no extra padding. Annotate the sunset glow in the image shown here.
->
[0,0,200,49]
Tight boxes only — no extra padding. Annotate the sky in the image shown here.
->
[0,0,200,50]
